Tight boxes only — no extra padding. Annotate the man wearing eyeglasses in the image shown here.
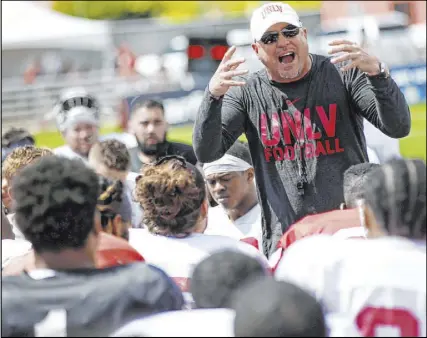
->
[192,2,411,257]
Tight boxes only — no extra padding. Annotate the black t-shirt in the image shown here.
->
[193,54,410,257]
[129,141,197,173]
[1,263,184,337]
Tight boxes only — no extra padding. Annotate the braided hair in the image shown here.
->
[343,162,380,208]
[362,158,426,240]
[97,176,131,240]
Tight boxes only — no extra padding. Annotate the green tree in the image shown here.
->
[202,1,261,18]
[284,1,321,12]
[155,1,201,23]
[52,1,156,20]
[53,1,315,21]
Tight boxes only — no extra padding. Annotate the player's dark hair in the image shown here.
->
[1,127,35,148]
[363,158,426,239]
[12,156,100,253]
[130,98,165,116]
[343,162,380,208]
[232,279,327,337]
[134,156,206,236]
[190,250,269,309]
[92,140,130,171]
[226,140,252,166]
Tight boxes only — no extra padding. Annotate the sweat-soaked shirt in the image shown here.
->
[193,54,410,257]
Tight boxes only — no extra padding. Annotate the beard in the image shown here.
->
[77,135,96,157]
[278,62,303,80]
[136,132,168,156]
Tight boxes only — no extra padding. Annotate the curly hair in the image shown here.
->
[2,146,53,181]
[90,140,130,172]
[363,158,426,240]
[134,157,206,235]
[11,156,99,253]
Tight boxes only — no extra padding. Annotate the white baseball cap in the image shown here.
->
[250,2,302,41]
[56,106,99,132]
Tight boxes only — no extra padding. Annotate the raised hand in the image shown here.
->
[208,46,249,98]
[328,40,381,76]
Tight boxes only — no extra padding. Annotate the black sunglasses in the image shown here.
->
[260,25,300,44]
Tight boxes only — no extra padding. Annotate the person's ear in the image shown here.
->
[246,168,255,183]
[362,204,384,238]
[302,27,308,39]
[7,186,13,201]
[251,42,259,54]
[112,214,124,237]
[200,199,209,233]
[200,199,209,218]
[93,210,102,235]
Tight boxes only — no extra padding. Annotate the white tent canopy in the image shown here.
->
[2,1,112,51]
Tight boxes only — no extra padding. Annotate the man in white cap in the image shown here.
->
[53,87,101,161]
[192,2,411,257]
[53,87,137,161]
[203,141,263,253]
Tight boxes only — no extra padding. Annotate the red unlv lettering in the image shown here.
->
[260,104,338,147]
[261,4,283,19]
[263,139,344,162]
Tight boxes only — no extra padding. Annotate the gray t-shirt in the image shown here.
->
[193,54,410,257]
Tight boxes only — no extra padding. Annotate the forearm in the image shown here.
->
[366,76,411,138]
[192,89,241,163]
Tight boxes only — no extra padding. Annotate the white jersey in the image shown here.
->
[2,239,32,269]
[364,119,401,163]
[205,204,263,253]
[111,308,235,337]
[54,133,136,160]
[276,235,426,337]
[6,213,25,241]
[53,145,88,163]
[367,146,381,164]
[129,229,269,292]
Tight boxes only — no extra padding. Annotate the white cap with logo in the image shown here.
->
[250,2,302,41]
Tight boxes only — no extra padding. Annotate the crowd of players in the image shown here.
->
[1,86,426,337]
